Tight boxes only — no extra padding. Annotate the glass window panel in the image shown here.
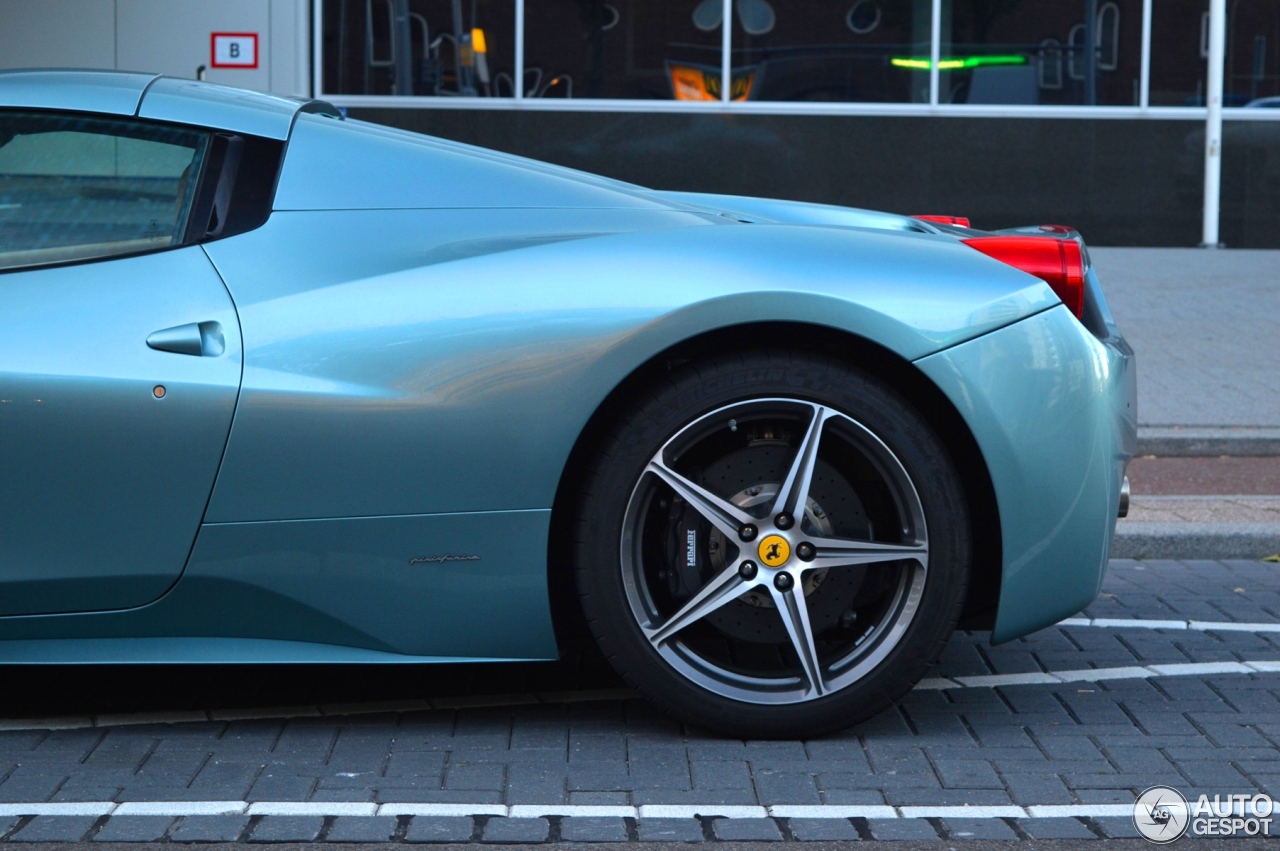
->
[1150,1,1280,107]
[731,1,932,102]
[942,0,1142,105]
[523,0,722,99]
[522,0,931,102]
[0,112,208,271]
[322,0,516,97]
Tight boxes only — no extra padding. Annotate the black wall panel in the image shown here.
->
[350,108,1280,247]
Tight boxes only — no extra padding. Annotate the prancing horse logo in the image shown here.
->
[757,534,790,567]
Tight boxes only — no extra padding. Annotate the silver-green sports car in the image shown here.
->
[0,70,1135,737]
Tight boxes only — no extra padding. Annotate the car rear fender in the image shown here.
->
[202,214,1059,524]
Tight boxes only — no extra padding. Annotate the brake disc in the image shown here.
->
[693,443,871,644]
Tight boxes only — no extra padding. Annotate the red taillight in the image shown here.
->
[914,214,971,228]
[962,236,1085,317]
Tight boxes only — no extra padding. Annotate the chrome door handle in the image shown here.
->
[146,322,226,357]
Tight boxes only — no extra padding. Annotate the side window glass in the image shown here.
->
[0,112,209,271]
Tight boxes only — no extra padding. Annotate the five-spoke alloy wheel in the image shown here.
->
[575,352,970,737]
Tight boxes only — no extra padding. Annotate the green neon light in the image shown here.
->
[891,55,1028,70]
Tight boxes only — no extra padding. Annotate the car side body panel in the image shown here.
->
[654,191,931,233]
[0,509,557,661]
[0,248,243,617]
[274,114,693,212]
[201,211,1057,523]
[137,77,301,141]
[918,303,1137,642]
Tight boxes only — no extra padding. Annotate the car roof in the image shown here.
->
[0,69,303,140]
[0,69,157,115]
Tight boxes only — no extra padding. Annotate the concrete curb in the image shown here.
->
[1113,522,1280,560]
[1137,426,1280,457]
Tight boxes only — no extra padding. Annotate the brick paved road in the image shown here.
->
[0,558,1277,843]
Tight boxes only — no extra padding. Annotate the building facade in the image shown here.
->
[3,0,1278,245]
[320,0,1280,247]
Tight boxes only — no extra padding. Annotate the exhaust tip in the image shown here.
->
[1118,475,1131,518]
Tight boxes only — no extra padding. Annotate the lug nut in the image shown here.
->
[775,512,794,530]
[738,523,758,542]
[774,572,794,591]
[796,542,816,561]
[739,561,758,580]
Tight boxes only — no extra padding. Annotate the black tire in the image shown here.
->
[573,350,970,738]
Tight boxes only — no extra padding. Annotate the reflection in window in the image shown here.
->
[730,1,931,102]
[1038,38,1063,90]
[942,0,1140,105]
[847,1,883,36]
[1097,3,1120,71]
[1066,23,1086,82]
[523,0,722,99]
[323,0,515,96]
[1150,0,1280,107]
[519,1,938,103]
[0,112,208,271]
[315,0,1280,110]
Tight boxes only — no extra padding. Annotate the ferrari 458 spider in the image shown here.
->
[0,70,1135,736]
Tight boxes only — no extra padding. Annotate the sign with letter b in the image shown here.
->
[211,33,258,68]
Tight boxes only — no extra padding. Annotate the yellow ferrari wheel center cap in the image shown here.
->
[758,534,791,567]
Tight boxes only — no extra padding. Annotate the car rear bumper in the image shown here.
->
[916,302,1137,643]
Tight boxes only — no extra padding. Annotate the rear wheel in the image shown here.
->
[573,351,970,737]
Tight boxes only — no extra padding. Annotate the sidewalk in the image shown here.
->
[1092,248,1280,559]
[1092,247,1280,442]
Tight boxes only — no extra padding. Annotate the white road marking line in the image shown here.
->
[113,801,246,816]
[1091,617,1190,630]
[1062,616,1280,633]
[246,801,378,816]
[0,803,115,817]
[899,805,1026,819]
[917,659,1280,691]
[913,677,956,690]
[637,805,768,819]
[1026,804,1133,818]
[1052,666,1153,682]
[378,803,507,817]
[1191,620,1280,632]
[0,801,1177,820]
[768,805,897,819]
[951,672,1060,688]
[1147,661,1253,676]
[508,805,636,818]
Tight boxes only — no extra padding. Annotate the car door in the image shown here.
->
[0,109,241,616]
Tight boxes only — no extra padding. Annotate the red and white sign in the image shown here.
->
[210,32,258,68]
